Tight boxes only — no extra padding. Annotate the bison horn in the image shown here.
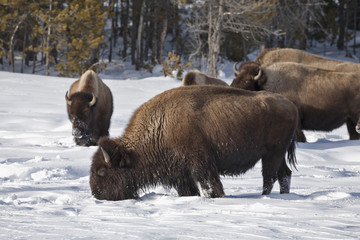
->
[233,62,241,76]
[254,68,262,81]
[89,93,96,107]
[101,147,111,166]
[65,91,72,105]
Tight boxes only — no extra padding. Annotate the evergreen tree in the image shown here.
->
[54,0,108,77]
[0,1,32,72]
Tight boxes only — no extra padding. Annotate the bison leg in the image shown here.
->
[198,172,225,198]
[295,128,306,142]
[346,118,360,140]
[196,160,225,198]
[262,176,277,195]
[199,181,225,198]
[261,153,284,195]
[175,175,200,197]
[277,159,292,194]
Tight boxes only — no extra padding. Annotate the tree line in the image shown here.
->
[0,0,359,77]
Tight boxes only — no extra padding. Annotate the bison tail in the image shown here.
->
[287,138,297,170]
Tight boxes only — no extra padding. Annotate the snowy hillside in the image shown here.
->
[1,69,360,239]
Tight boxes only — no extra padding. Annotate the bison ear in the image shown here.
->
[97,168,106,177]
[98,137,129,168]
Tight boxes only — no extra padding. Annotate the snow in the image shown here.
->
[1,63,360,239]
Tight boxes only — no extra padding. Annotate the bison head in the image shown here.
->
[66,91,97,146]
[89,137,136,201]
[230,61,266,90]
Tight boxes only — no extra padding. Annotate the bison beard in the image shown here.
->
[89,85,298,201]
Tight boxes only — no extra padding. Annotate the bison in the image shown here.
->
[65,70,113,146]
[231,61,360,142]
[182,70,229,86]
[90,85,298,201]
[252,48,360,72]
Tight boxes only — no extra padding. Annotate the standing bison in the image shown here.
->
[65,70,113,146]
[90,85,298,201]
[254,48,360,72]
[231,61,360,142]
[182,70,229,86]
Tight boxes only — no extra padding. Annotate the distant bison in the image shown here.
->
[65,70,113,146]
[182,70,229,86]
[231,61,360,142]
[253,48,360,72]
[90,85,298,201]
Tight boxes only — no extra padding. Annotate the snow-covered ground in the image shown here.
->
[1,56,360,239]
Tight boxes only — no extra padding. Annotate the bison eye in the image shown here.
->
[97,168,106,177]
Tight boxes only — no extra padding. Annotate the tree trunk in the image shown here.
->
[337,0,346,50]
[121,0,129,58]
[32,50,36,74]
[157,14,168,64]
[353,0,357,55]
[144,18,151,62]
[345,0,350,55]
[113,0,119,48]
[131,0,140,64]
[46,0,53,76]
[21,27,27,73]
[109,0,114,63]
[151,5,158,63]
[32,36,37,74]
[135,0,145,70]
[208,0,223,77]
[9,17,25,72]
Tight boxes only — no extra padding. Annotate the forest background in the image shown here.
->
[0,0,358,77]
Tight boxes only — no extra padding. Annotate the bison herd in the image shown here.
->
[65,48,360,201]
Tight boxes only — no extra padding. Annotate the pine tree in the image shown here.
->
[54,0,108,77]
[0,1,32,72]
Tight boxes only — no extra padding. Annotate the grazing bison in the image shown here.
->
[182,70,229,86]
[65,70,113,146]
[252,48,360,72]
[90,85,298,201]
[231,61,360,142]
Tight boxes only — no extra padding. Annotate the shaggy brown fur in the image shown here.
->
[65,70,113,146]
[182,70,229,86]
[231,61,360,142]
[253,48,360,72]
[90,85,298,201]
